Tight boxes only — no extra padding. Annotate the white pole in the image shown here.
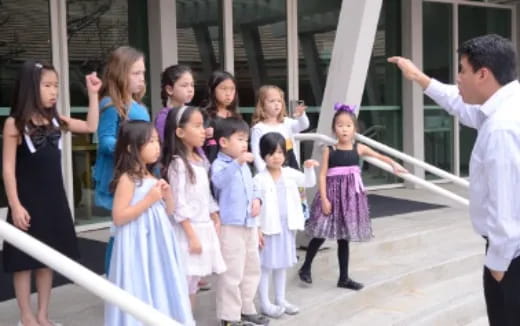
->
[0,220,180,326]
[355,133,469,188]
[362,156,469,206]
[294,133,469,207]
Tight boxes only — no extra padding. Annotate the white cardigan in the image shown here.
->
[254,166,316,235]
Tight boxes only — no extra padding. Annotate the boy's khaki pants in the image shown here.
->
[217,225,261,321]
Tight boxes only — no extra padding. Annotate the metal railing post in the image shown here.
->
[0,220,181,326]
[294,133,469,207]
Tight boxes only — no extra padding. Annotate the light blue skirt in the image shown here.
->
[260,216,297,270]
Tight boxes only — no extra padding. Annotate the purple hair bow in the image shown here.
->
[334,103,358,113]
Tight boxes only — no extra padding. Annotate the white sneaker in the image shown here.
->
[281,301,299,315]
[260,303,285,318]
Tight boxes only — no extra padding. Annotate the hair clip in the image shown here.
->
[334,103,358,113]
[35,63,43,69]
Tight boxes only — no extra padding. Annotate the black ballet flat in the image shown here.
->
[337,278,364,290]
[298,268,312,284]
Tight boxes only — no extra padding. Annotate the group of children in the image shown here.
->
[2,46,406,326]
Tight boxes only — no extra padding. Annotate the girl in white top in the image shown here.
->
[161,106,226,312]
[253,132,318,318]
[250,85,310,172]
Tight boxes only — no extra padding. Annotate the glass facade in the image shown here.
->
[177,0,223,106]
[458,5,512,176]
[67,0,150,224]
[359,0,402,185]
[233,0,287,123]
[423,2,454,177]
[297,0,402,186]
[0,0,52,208]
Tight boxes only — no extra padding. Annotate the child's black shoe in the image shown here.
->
[337,278,364,290]
[298,268,312,284]
[241,313,270,325]
[221,320,254,326]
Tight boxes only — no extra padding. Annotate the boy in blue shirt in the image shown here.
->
[211,118,269,326]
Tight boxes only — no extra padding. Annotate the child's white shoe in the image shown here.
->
[260,303,285,318]
[281,302,299,315]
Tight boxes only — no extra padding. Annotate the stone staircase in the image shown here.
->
[270,208,486,326]
[0,188,488,326]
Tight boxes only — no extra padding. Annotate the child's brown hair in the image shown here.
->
[100,46,146,119]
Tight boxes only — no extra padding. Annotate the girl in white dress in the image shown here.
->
[161,106,226,312]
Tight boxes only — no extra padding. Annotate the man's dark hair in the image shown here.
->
[214,117,250,143]
[458,34,517,85]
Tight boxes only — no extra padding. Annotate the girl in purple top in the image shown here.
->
[201,71,241,163]
[299,104,407,291]
[155,65,194,141]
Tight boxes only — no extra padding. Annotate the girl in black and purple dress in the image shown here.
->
[299,104,407,290]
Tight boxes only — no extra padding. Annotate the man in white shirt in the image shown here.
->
[389,34,520,326]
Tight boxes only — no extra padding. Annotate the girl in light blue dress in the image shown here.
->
[105,121,194,326]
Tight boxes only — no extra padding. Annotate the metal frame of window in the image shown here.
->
[423,0,515,177]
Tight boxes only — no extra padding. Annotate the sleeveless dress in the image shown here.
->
[105,178,194,326]
[305,143,373,241]
[3,121,79,272]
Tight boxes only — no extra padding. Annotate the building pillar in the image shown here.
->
[315,0,383,138]
[401,0,425,182]
[50,0,74,219]
[147,0,177,115]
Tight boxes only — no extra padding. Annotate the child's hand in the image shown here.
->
[258,230,265,249]
[205,127,214,139]
[251,198,261,217]
[237,152,254,165]
[85,72,102,95]
[146,182,163,204]
[211,212,221,234]
[391,162,408,174]
[293,103,307,118]
[157,179,172,198]
[188,236,202,254]
[303,159,320,169]
[12,204,31,231]
[321,198,332,216]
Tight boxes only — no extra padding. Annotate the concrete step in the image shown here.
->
[0,204,482,326]
[288,210,481,283]
[410,292,486,326]
[341,271,484,326]
[273,223,484,325]
[464,316,489,326]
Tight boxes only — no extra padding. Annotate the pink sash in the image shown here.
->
[327,166,365,193]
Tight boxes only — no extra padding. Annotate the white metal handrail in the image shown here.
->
[294,133,469,206]
[0,220,181,326]
[355,133,470,188]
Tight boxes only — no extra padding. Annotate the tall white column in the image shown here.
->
[147,0,178,116]
[287,0,299,115]
[401,0,425,181]
[315,0,383,137]
[50,0,74,219]
[222,0,234,74]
